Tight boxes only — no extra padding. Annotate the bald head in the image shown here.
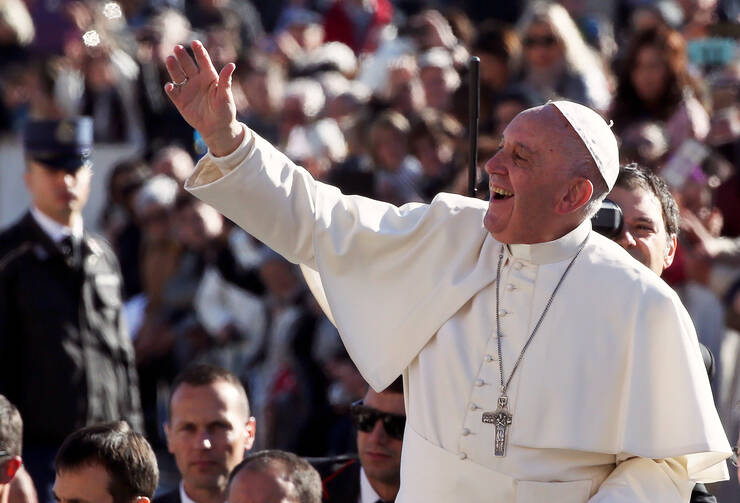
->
[483,103,609,243]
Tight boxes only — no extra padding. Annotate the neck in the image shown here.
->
[183,481,225,503]
[38,206,80,229]
[368,476,400,502]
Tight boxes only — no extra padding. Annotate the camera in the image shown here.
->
[591,199,623,239]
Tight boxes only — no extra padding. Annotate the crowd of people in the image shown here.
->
[0,0,739,501]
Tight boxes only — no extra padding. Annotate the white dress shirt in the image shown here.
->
[30,206,83,244]
[179,481,199,503]
[185,126,731,502]
[359,467,382,503]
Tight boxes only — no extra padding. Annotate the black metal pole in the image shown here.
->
[468,56,480,197]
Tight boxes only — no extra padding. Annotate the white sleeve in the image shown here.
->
[185,125,494,391]
[589,457,694,503]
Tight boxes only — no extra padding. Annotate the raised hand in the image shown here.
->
[164,40,244,157]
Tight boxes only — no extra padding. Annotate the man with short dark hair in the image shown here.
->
[155,364,255,503]
[0,394,23,502]
[609,163,679,276]
[227,450,322,503]
[0,117,142,500]
[314,377,405,503]
[53,421,158,503]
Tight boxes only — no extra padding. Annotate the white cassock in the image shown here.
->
[185,126,732,502]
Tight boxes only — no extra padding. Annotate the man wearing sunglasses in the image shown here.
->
[316,377,404,503]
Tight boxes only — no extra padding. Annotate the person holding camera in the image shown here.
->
[165,40,730,502]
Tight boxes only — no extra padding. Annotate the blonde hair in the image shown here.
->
[518,1,602,78]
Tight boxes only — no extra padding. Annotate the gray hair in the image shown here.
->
[285,79,326,119]
[134,174,178,215]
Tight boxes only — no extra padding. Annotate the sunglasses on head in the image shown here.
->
[524,35,557,48]
[350,400,406,440]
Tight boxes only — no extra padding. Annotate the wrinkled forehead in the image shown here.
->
[502,104,578,155]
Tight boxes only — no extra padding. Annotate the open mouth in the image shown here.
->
[491,186,514,201]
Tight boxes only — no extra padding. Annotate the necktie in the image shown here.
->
[59,235,79,267]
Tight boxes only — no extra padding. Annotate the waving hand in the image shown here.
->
[164,40,244,157]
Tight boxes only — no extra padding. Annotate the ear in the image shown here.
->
[163,422,173,454]
[555,177,593,215]
[663,233,677,270]
[244,417,256,451]
[0,456,22,483]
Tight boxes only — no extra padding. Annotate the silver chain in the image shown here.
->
[495,236,588,396]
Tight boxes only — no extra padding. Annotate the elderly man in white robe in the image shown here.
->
[163,41,731,502]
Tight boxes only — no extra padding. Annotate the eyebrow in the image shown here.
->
[514,142,537,159]
[631,216,658,226]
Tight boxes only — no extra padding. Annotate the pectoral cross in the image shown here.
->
[482,395,512,457]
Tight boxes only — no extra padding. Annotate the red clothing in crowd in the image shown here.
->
[323,0,393,54]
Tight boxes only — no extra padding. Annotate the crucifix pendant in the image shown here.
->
[482,395,513,457]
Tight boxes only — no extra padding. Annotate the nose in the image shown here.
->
[61,172,76,188]
[368,418,388,443]
[195,430,212,450]
[484,149,506,177]
[617,228,637,248]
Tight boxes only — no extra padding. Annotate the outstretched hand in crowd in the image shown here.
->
[164,40,244,157]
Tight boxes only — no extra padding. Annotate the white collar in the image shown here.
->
[179,481,200,503]
[506,219,591,265]
[31,207,83,244]
[359,467,382,503]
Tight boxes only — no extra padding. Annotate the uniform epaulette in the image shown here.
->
[0,242,33,272]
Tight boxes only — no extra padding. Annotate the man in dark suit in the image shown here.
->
[0,117,142,502]
[314,377,404,503]
[153,364,255,503]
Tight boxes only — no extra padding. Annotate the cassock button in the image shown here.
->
[470,403,479,411]
[506,283,516,291]
[485,354,495,362]
[459,452,468,460]
[462,428,471,436]
[500,309,509,316]
[474,379,485,387]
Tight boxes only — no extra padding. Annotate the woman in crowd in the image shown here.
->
[516,0,611,112]
[610,26,710,151]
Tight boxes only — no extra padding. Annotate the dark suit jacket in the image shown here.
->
[153,489,181,503]
[311,456,361,503]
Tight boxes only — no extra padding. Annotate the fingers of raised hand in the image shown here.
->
[165,55,187,86]
[192,40,218,79]
[175,44,200,78]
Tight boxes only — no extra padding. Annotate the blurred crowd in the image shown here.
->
[1,0,740,497]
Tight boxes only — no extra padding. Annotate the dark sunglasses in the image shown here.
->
[350,400,406,440]
[524,35,557,48]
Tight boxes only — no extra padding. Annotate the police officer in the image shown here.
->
[0,117,143,502]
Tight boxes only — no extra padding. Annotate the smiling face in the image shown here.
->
[608,185,676,274]
[483,106,581,244]
[165,382,255,496]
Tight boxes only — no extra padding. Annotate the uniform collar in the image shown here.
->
[30,206,83,244]
[506,219,591,265]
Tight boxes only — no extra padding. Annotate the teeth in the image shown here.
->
[492,186,514,197]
